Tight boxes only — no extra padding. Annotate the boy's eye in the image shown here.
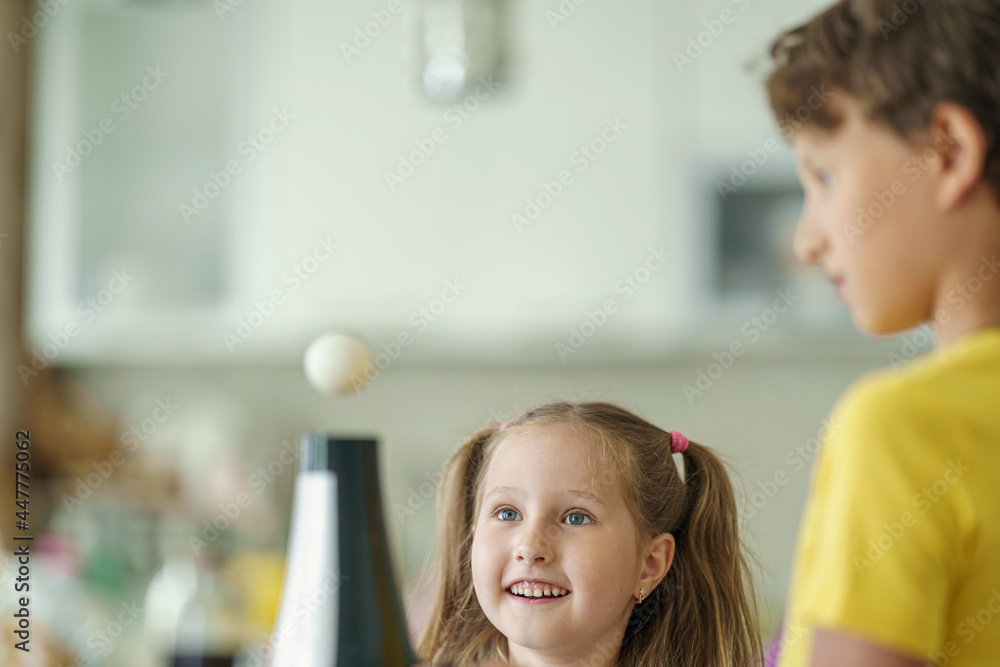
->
[496,507,522,522]
[563,512,594,526]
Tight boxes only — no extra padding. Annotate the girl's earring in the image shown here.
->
[636,587,646,605]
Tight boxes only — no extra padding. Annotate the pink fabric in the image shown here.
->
[669,430,689,454]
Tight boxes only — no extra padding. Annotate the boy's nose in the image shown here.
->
[792,203,827,266]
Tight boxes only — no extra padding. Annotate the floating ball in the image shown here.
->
[303,332,374,396]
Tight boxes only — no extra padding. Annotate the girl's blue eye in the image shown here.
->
[497,508,521,522]
[564,512,593,526]
[816,169,832,185]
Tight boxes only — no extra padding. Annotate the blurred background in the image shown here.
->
[0,0,926,664]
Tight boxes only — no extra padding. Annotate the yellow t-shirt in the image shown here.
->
[779,327,1000,666]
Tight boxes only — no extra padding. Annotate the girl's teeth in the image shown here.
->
[509,584,569,597]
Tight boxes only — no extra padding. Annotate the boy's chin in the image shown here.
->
[849,306,928,339]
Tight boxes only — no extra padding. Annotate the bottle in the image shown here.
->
[171,551,240,667]
[267,435,416,667]
[144,519,240,667]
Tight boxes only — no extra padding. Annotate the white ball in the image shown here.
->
[303,332,374,396]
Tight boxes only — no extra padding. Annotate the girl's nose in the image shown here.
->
[514,524,554,563]
[792,202,827,266]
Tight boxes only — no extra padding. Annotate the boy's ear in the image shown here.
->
[928,101,990,211]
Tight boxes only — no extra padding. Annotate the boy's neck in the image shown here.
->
[931,196,1000,350]
[933,314,1000,350]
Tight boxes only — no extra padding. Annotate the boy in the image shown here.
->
[763,1,1000,666]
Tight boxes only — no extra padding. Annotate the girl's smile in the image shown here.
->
[505,579,571,601]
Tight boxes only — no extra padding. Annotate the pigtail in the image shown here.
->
[417,425,506,665]
[626,441,762,667]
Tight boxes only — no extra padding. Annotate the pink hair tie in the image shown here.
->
[499,419,515,430]
[669,430,689,454]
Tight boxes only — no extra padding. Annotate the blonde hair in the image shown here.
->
[417,401,762,667]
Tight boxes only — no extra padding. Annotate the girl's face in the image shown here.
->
[471,424,650,665]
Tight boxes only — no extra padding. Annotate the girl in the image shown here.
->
[417,401,762,667]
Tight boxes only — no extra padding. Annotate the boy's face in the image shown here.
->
[471,424,641,664]
[792,94,947,335]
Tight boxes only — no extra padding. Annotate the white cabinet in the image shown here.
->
[26,0,286,364]
[25,0,857,367]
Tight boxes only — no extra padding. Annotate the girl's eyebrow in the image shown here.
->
[483,486,608,508]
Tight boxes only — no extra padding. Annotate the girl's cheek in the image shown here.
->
[471,529,497,564]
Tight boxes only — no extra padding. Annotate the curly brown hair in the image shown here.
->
[764,0,1000,194]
